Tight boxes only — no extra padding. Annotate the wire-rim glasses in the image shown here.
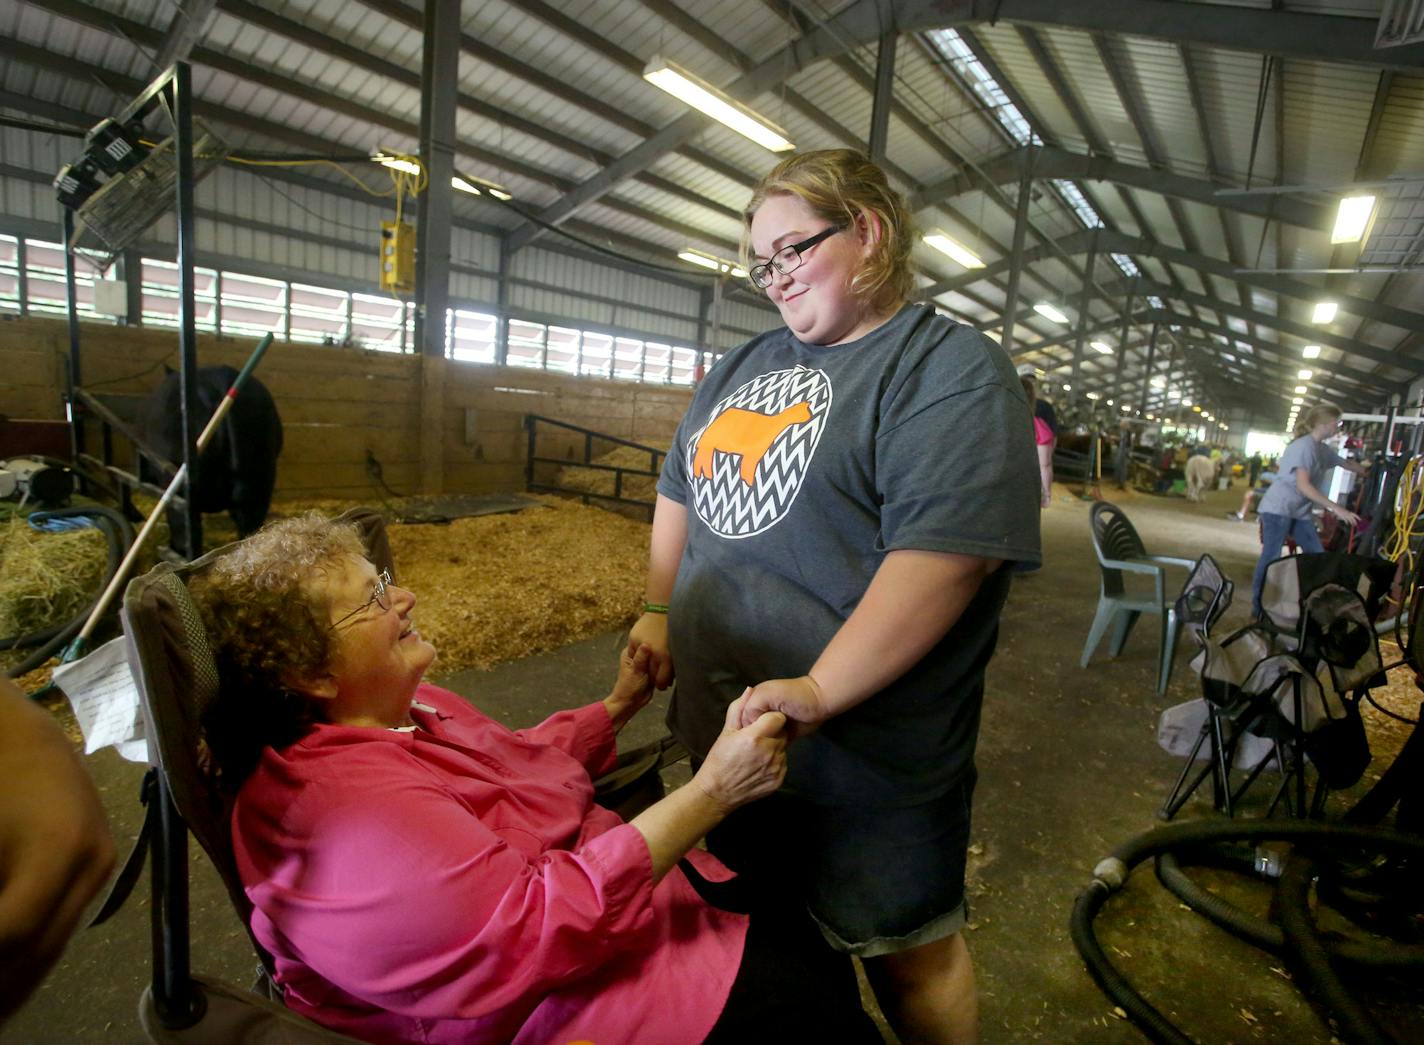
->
[749,224,847,289]
[330,568,393,630]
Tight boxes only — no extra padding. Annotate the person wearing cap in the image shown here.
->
[1017,364,1055,509]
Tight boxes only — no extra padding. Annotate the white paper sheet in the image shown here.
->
[53,635,149,764]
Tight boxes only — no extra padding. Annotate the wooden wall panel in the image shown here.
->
[2,318,693,500]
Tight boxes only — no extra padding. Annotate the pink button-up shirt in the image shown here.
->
[232,683,746,1044]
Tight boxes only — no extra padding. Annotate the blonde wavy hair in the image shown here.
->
[741,149,915,311]
[189,513,367,788]
[1294,402,1342,439]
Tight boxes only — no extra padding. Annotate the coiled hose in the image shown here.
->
[3,505,135,680]
[1070,819,1424,1045]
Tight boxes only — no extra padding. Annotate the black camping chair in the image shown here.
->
[116,507,683,1041]
[1081,501,1195,694]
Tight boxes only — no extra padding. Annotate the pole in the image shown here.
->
[173,61,202,560]
[1000,151,1034,355]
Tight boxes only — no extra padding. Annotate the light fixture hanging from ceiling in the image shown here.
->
[643,57,794,153]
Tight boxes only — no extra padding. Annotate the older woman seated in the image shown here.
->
[190,514,877,1045]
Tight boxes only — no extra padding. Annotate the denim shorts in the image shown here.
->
[705,770,977,958]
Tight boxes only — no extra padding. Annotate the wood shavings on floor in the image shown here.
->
[387,496,650,675]
[554,445,661,503]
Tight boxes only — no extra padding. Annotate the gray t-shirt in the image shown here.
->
[1258,434,1342,520]
[657,304,1041,807]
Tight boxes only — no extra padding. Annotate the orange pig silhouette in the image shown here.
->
[692,402,812,486]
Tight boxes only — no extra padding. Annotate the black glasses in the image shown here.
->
[749,224,846,288]
[329,568,393,630]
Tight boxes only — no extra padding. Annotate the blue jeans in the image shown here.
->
[1251,512,1323,616]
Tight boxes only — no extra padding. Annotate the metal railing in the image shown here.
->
[524,414,664,521]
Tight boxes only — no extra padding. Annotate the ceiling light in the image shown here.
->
[1298,369,1313,379]
[1292,397,1304,405]
[1330,194,1376,245]
[1302,345,1321,359]
[1106,399,1114,406]
[1312,301,1338,324]
[644,56,794,152]
[1294,385,1307,394]
[1192,405,1202,413]
[458,173,513,200]
[451,176,482,196]
[1150,376,1166,388]
[677,248,748,279]
[923,230,984,269]
[1090,341,1113,355]
[1062,383,1071,391]
[1120,404,1131,412]
[1033,302,1070,324]
[1086,392,1100,400]
[374,152,422,176]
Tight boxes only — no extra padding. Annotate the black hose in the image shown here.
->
[1154,851,1424,968]
[4,507,134,680]
[1070,820,1424,1045]
[1278,852,1393,1045]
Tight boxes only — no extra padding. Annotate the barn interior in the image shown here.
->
[2,1,1423,1043]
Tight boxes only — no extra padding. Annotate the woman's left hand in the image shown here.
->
[604,643,654,733]
[737,676,828,740]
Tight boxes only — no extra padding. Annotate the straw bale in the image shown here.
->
[554,445,661,502]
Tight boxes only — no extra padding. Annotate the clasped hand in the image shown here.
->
[737,675,827,741]
[603,642,654,733]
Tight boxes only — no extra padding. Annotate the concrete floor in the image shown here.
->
[5,483,1422,1043]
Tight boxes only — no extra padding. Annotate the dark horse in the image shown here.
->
[139,365,283,548]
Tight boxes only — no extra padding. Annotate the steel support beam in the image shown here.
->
[1070,230,1100,392]
[415,0,460,495]
[1000,154,1034,355]
[868,27,898,166]
[152,0,219,72]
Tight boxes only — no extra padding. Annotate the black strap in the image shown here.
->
[88,768,158,928]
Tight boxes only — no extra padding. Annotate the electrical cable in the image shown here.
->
[1071,820,1424,1045]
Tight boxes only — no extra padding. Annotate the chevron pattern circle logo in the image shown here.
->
[686,365,833,539]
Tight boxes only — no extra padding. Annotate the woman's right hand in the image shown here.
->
[628,612,675,689]
[693,696,788,813]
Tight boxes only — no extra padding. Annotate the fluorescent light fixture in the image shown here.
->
[1106,399,1114,406]
[1330,195,1376,245]
[1033,302,1069,324]
[451,176,482,196]
[1192,405,1202,413]
[1120,404,1131,413]
[1086,392,1100,400]
[644,56,793,153]
[1294,385,1307,394]
[1090,340,1113,355]
[1312,301,1338,324]
[923,231,984,269]
[1150,376,1166,388]
[374,153,422,176]
[677,248,748,279]
[1062,383,1071,391]
[1302,345,1321,359]
[1292,397,1304,405]
[1298,369,1313,379]
[458,173,513,200]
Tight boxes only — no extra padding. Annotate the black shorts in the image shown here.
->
[706,771,978,957]
[685,863,880,1043]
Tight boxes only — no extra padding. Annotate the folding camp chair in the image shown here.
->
[1160,552,1387,820]
[1081,501,1196,694]
[119,507,682,1041]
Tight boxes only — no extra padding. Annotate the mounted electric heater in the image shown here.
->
[69,121,228,256]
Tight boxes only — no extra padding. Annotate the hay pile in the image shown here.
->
[554,445,662,502]
[390,497,650,673]
[0,515,108,674]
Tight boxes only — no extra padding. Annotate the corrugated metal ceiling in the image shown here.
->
[1,0,1421,416]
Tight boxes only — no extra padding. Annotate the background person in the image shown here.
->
[1249,404,1369,616]
[1018,364,1055,509]
[192,514,878,1045]
[0,677,114,1026]
[631,149,1040,1045]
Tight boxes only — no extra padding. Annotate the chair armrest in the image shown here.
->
[1147,555,1196,569]
[1103,557,1165,576]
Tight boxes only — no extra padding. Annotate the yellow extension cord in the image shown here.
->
[1382,456,1424,598]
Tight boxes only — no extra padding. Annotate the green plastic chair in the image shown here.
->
[1081,501,1196,694]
